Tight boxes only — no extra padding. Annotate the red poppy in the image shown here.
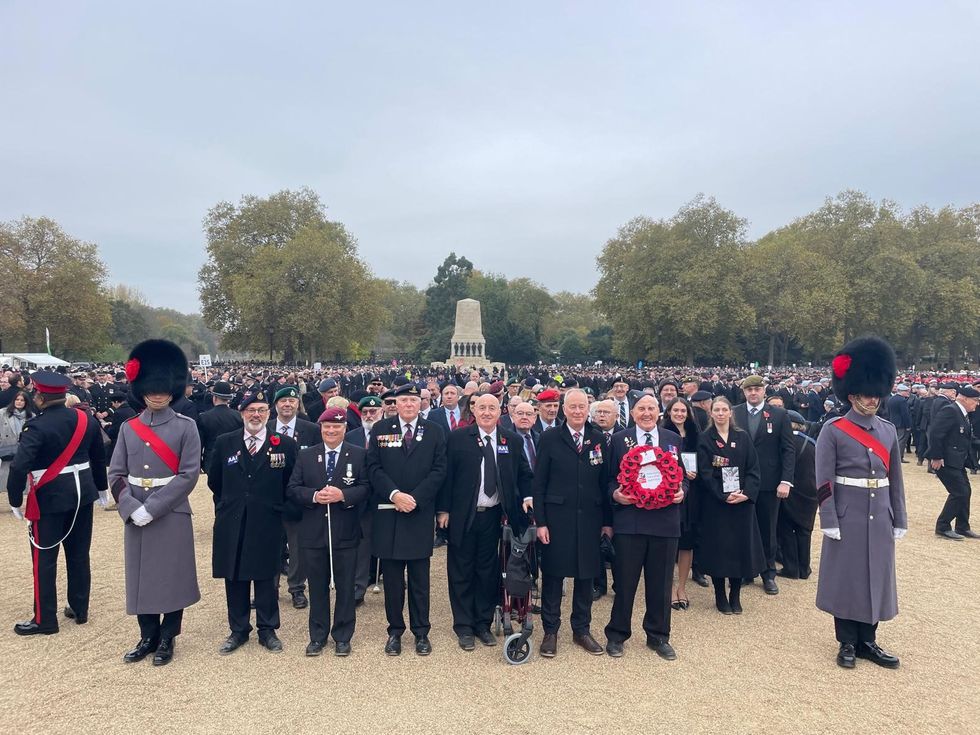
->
[125,358,140,382]
[269,435,281,446]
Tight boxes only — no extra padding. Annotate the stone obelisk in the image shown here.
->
[448,298,490,367]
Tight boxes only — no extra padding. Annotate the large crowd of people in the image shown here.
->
[2,338,978,669]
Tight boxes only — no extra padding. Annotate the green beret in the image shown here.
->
[274,386,299,402]
[741,375,765,388]
[358,395,383,409]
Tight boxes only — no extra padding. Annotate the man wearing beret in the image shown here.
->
[534,389,563,433]
[926,384,980,540]
[208,390,297,655]
[366,383,447,656]
[609,376,633,431]
[287,408,370,656]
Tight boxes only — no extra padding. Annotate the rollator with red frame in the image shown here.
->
[492,512,537,664]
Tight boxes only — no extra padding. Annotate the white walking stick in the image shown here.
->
[326,502,336,591]
[373,558,381,593]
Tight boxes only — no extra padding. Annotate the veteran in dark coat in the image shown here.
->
[197,381,242,471]
[816,337,907,670]
[108,340,201,666]
[926,385,979,539]
[775,412,818,580]
[531,388,611,658]
[366,383,447,656]
[207,389,297,655]
[287,407,370,656]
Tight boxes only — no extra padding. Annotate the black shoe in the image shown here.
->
[763,578,779,595]
[355,597,365,608]
[775,569,799,580]
[124,637,159,662]
[729,589,743,615]
[291,591,308,609]
[691,571,709,588]
[916,458,924,466]
[63,606,88,624]
[259,633,283,653]
[385,634,402,656]
[433,536,447,548]
[716,599,733,615]
[591,588,605,601]
[218,634,248,655]
[13,620,58,636]
[530,604,541,615]
[606,640,624,657]
[647,638,677,660]
[957,529,980,539]
[305,640,325,657]
[415,636,432,656]
[937,529,965,540]
[475,629,497,647]
[335,641,352,657]
[539,632,557,658]
[856,641,900,668]
[458,634,475,651]
[152,638,175,666]
[837,643,856,668]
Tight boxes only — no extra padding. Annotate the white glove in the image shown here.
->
[822,527,842,540]
[96,490,109,508]
[130,506,153,527]
[11,505,26,522]
[893,528,907,540]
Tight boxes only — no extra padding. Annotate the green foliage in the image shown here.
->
[416,253,474,361]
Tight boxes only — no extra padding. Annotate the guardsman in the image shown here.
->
[815,336,907,670]
[366,383,447,656]
[7,371,108,635]
[108,340,202,666]
[287,407,370,656]
[208,389,297,655]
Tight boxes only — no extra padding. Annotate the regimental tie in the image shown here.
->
[644,432,653,446]
[619,401,627,426]
[279,425,290,438]
[524,432,537,469]
[573,431,582,453]
[403,423,414,454]
[450,411,457,430]
[247,435,259,455]
[327,450,337,477]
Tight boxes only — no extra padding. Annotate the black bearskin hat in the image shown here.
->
[125,339,188,407]
[830,336,896,401]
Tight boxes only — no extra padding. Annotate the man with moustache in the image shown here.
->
[532,389,611,658]
[438,394,533,650]
[534,389,563,433]
[367,384,447,656]
[287,407,370,656]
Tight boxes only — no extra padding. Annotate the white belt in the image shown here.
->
[128,475,175,489]
[30,461,90,483]
[835,475,889,489]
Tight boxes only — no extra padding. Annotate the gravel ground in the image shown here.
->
[0,462,977,735]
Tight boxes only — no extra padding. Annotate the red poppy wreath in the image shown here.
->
[616,445,683,510]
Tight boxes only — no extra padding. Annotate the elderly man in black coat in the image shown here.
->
[532,388,611,658]
[437,394,533,651]
[208,390,297,655]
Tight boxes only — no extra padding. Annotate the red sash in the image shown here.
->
[128,417,180,473]
[25,408,88,522]
[832,417,891,473]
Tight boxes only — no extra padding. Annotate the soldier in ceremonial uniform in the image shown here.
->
[816,337,907,669]
[208,390,297,655]
[6,371,109,635]
[287,407,370,656]
[108,340,202,666]
[366,383,447,656]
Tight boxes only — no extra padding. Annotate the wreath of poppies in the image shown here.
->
[617,444,683,510]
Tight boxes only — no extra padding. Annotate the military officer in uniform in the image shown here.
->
[7,371,109,635]
[197,381,242,471]
[366,383,447,656]
[207,390,297,655]
[926,384,980,540]
[287,407,370,656]
[815,337,907,669]
[108,340,202,666]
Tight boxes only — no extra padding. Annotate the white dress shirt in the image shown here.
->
[477,430,500,508]
[635,426,659,446]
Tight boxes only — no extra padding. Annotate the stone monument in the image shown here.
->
[432,298,504,371]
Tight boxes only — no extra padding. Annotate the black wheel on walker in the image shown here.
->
[493,605,503,636]
[503,633,532,665]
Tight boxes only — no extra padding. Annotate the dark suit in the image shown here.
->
[268,417,320,449]
[366,416,447,638]
[604,427,685,646]
[926,401,976,533]
[343,423,373,598]
[287,442,370,645]
[438,425,532,637]
[107,403,138,459]
[531,423,611,635]
[198,404,243,471]
[207,430,297,639]
[886,394,912,460]
[731,402,795,581]
[427,405,462,435]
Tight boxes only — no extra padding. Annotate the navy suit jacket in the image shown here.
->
[607,427,686,538]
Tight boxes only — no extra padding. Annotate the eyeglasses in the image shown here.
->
[243,408,269,415]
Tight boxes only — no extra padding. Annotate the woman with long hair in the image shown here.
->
[0,390,34,488]
[660,397,699,610]
[695,396,765,615]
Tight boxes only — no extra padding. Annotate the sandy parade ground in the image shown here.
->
[1,460,978,735]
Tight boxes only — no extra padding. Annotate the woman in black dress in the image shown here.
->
[660,397,699,610]
[696,397,765,614]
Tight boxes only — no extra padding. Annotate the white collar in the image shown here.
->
[323,442,343,453]
[635,426,659,445]
[399,418,416,433]
[481,429,496,444]
[244,427,267,445]
[278,417,296,430]
[747,402,765,412]
[566,423,585,437]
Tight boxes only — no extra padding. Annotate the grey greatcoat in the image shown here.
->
[109,407,202,615]
[815,409,907,624]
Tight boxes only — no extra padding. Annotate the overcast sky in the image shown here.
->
[2,1,979,312]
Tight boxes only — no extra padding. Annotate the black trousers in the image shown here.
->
[604,534,677,644]
[775,513,812,579]
[304,544,357,644]
[447,506,501,637]
[280,520,306,593]
[835,617,878,644]
[353,511,374,600]
[541,574,593,635]
[381,557,430,637]
[29,503,93,630]
[138,609,184,640]
[754,491,780,579]
[225,578,279,638]
[936,466,972,532]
